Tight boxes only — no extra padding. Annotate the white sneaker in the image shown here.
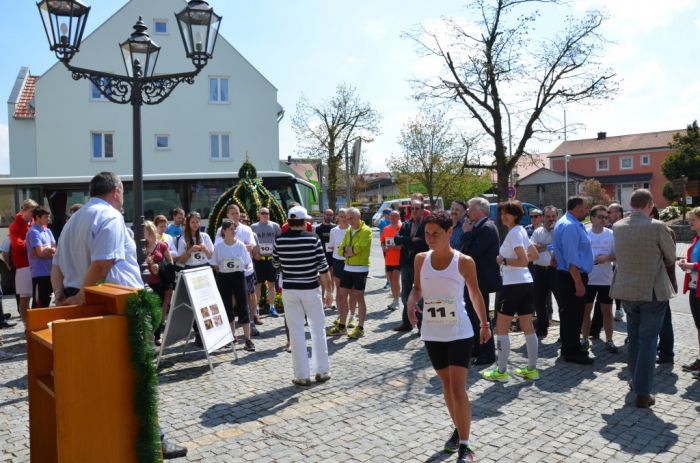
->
[614,309,624,322]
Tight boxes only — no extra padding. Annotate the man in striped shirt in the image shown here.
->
[273,206,334,386]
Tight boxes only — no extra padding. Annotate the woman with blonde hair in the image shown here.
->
[144,220,174,345]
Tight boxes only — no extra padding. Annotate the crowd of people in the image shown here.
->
[1,171,700,462]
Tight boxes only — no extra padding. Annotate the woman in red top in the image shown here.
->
[679,207,700,375]
[144,220,173,345]
[9,199,38,323]
[381,210,402,310]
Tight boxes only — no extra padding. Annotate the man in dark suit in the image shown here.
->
[460,197,500,364]
[393,200,429,333]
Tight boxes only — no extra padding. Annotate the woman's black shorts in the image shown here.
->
[498,283,534,316]
[424,337,474,370]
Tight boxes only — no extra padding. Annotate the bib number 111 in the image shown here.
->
[424,299,457,324]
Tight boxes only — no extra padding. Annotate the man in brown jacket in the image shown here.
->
[609,189,676,408]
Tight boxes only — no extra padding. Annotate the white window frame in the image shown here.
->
[208,76,230,104]
[153,19,169,35]
[155,134,170,151]
[210,133,231,160]
[89,77,112,101]
[619,156,633,170]
[640,154,650,166]
[596,157,609,172]
[91,131,115,161]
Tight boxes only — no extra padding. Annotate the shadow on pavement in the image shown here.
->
[425,450,454,462]
[534,357,607,393]
[600,407,678,455]
[200,385,304,427]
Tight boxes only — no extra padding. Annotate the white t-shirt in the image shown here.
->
[214,223,257,275]
[500,225,533,285]
[587,227,614,286]
[328,225,348,261]
[177,233,214,268]
[212,240,252,274]
[530,226,553,267]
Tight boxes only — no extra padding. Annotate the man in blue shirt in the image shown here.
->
[377,209,391,235]
[552,196,594,364]
[50,172,187,459]
[165,208,185,237]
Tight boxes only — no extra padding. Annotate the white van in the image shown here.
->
[371,197,444,226]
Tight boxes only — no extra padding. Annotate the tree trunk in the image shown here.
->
[327,156,338,211]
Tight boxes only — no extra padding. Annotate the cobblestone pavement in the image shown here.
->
[1,235,699,462]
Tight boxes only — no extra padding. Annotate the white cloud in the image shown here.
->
[363,19,388,41]
[574,0,696,37]
[0,123,9,175]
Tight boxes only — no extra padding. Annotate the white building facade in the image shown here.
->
[4,0,293,226]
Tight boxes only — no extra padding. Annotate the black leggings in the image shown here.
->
[690,291,700,330]
[32,276,53,308]
[217,272,250,324]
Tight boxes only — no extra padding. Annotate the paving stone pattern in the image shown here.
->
[1,236,699,462]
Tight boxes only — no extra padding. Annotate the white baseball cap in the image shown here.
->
[287,205,310,219]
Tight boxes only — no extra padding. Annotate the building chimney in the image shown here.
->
[597,132,607,140]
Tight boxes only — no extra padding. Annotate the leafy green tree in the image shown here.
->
[662,121,700,181]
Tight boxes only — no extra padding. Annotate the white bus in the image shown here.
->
[0,170,317,233]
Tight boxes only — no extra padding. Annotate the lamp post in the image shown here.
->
[564,154,571,207]
[37,0,222,266]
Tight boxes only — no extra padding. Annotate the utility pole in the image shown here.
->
[344,140,351,207]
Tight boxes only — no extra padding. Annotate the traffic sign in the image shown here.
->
[507,186,517,199]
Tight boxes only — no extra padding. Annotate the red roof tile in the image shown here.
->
[549,129,681,158]
[14,76,38,120]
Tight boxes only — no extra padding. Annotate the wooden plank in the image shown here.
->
[28,328,58,463]
[53,315,139,463]
[26,304,106,333]
[84,284,137,315]
[31,329,53,350]
[37,375,55,398]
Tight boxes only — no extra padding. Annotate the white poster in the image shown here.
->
[181,267,234,354]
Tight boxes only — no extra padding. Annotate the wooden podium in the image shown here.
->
[27,284,158,463]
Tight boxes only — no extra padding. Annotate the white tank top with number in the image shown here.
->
[419,250,474,342]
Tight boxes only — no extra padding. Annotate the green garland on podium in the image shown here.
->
[126,289,163,463]
[206,161,286,240]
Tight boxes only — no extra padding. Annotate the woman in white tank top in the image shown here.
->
[407,211,491,462]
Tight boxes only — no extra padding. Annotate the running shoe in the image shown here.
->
[482,368,509,382]
[514,366,540,381]
[443,428,459,453]
[384,281,390,289]
[243,339,256,352]
[614,309,624,321]
[327,325,347,336]
[250,324,260,336]
[315,372,331,383]
[580,339,591,351]
[456,443,475,462]
[291,378,311,387]
[347,326,365,339]
[347,316,356,329]
[605,340,620,353]
[682,359,700,372]
[269,307,279,318]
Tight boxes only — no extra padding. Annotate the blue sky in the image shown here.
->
[2,0,700,175]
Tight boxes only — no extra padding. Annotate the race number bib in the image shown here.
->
[385,237,395,247]
[691,272,698,289]
[423,298,457,324]
[259,243,273,256]
[223,258,243,272]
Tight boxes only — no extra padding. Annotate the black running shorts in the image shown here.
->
[424,337,474,371]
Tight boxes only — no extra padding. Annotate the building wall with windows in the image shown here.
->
[9,0,282,179]
[548,130,680,209]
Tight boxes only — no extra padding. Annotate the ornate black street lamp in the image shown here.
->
[36,0,222,266]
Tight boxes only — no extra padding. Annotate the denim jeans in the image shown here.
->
[400,264,422,327]
[624,299,667,396]
[656,302,674,361]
